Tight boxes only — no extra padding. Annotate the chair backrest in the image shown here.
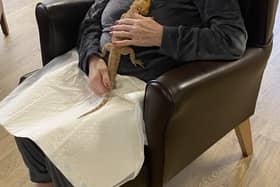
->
[238,0,279,47]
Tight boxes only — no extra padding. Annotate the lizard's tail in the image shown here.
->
[78,96,110,118]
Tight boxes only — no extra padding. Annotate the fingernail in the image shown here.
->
[105,82,110,88]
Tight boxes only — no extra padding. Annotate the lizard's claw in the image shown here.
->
[101,43,113,57]
[120,47,145,68]
[132,59,144,68]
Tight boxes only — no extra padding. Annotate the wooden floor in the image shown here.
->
[0,0,280,186]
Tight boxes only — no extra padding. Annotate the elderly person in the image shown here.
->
[15,0,247,186]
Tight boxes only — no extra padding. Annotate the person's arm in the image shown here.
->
[159,0,248,61]
[77,0,110,75]
[77,0,112,95]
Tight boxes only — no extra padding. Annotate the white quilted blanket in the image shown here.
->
[0,50,147,187]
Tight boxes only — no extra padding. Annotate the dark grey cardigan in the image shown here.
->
[77,0,247,82]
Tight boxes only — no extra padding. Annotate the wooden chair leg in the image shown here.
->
[1,13,9,36]
[234,119,253,157]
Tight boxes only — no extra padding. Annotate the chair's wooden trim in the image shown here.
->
[235,119,253,157]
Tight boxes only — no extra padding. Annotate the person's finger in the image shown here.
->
[111,24,133,32]
[101,69,112,89]
[111,31,133,39]
[94,82,108,96]
[89,72,108,96]
[116,18,136,25]
[112,40,134,47]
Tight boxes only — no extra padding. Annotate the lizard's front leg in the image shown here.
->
[101,43,113,57]
[120,47,144,68]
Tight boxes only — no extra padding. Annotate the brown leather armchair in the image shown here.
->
[19,0,278,186]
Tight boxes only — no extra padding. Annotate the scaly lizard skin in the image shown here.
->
[103,0,151,88]
[79,0,151,118]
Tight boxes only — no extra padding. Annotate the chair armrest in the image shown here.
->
[143,45,272,186]
[36,0,93,65]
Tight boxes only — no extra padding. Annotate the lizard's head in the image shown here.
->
[133,0,151,15]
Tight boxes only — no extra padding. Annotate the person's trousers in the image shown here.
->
[14,137,74,187]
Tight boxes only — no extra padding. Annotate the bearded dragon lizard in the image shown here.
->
[79,0,151,118]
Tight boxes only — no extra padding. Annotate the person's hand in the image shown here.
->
[88,55,111,96]
[110,13,163,47]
